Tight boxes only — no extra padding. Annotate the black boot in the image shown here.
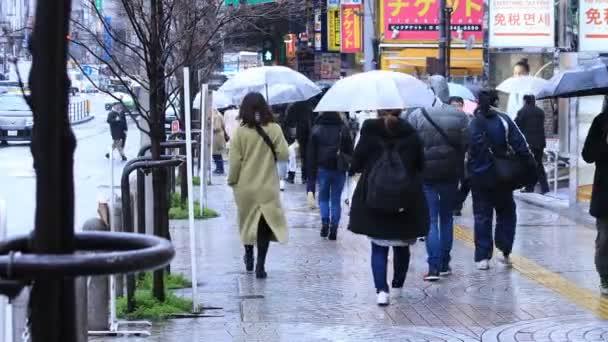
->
[286,171,295,184]
[244,245,254,272]
[256,238,269,279]
[328,224,338,241]
[320,222,329,238]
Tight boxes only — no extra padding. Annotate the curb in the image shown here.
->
[513,192,595,229]
[70,114,95,126]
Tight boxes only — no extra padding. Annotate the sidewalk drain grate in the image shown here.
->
[239,295,264,299]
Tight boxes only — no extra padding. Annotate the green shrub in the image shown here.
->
[137,272,191,290]
[175,176,201,186]
[116,290,192,321]
[169,193,219,220]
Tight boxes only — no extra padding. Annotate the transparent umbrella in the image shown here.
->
[497,76,548,95]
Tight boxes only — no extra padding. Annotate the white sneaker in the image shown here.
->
[500,255,513,267]
[279,180,285,191]
[307,192,317,209]
[476,259,490,270]
[376,291,390,306]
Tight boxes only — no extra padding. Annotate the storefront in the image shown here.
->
[378,0,484,79]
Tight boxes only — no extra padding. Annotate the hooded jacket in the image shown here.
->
[307,112,354,174]
[515,104,546,150]
[401,75,469,182]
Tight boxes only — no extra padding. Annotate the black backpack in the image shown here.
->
[365,140,418,212]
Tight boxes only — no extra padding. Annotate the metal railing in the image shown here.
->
[68,100,90,123]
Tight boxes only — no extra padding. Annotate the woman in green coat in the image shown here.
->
[228,92,289,278]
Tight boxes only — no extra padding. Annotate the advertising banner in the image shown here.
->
[381,0,483,41]
[579,0,608,51]
[328,0,340,7]
[489,0,555,47]
[328,8,341,51]
[341,4,362,53]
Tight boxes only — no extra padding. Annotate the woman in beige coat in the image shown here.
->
[228,92,289,278]
[212,110,227,175]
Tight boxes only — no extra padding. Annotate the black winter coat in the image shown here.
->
[285,101,313,145]
[348,119,430,240]
[107,110,127,140]
[515,104,546,150]
[582,112,608,219]
[307,113,354,174]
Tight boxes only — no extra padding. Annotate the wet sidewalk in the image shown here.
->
[93,177,608,342]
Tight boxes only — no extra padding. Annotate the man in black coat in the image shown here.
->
[515,95,550,194]
[105,103,128,161]
[582,96,608,295]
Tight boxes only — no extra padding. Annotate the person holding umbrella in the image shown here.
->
[582,96,608,295]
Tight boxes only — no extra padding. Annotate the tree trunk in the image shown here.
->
[28,0,78,340]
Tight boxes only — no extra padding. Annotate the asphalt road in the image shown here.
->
[0,93,141,237]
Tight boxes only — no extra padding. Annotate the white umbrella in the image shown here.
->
[448,82,476,101]
[218,66,321,105]
[193,91,231,110]
[314,70,434,112]
[497,76,548,95]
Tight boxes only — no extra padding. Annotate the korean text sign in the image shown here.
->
[579,0,608,51]
[341,4,362,53]
[489,0,555,47]
[382,0,483,41]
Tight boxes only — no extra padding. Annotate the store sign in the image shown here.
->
[341,4,362,53]
[328,8,341,51]
[489,0,555,47]
[341,0,362,3]
[382,0,483,41]
[225,0,275,5]
[320,53,341,79]
[328,0,340,7]
[579,0,608,51]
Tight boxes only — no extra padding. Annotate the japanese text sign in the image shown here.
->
[328,8,341,51]
[341,4,362,53]
[489,0,555,47]
[382,0,483,41]
[579,0,608,51]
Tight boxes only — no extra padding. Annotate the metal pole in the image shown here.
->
[183,68,200,313]
[363,0,376,71]
[199,84,208,212]
[445,7,453,79]
[108,147,117,331]
[437,0,447,76]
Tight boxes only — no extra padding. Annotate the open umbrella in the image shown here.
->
[217,66,321,105]
[448,83,476,101]
[536,59,608,99]
[497,76,548,96]
[314,70,434,112]
[193,91,231,110]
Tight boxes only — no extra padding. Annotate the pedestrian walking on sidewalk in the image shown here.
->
[212,109,228,175]
[402,76,468,281]
[105,103,128,161]
[449,96,473,216]
[228,92,289,279]
[582,96,608,295]
[308,111,354,240]
[348,110,429,306]
[468,89,536,271]
[515,95,550,194]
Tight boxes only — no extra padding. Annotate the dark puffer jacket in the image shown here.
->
[348,119,429,241]
[307,112,354,174]
[582,111,608,219]
[515,104,546,150]
[401,76,469,182]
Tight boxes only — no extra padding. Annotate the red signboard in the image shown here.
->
[341,4,363,53]
[381,0,483,41]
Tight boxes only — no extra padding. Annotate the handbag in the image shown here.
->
[336,127,352,172]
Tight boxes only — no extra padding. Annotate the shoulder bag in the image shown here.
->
[336,126,352,172]
[420,108,463,151]
[254,124,277,161]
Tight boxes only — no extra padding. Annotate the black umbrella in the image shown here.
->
[537,59,608,100]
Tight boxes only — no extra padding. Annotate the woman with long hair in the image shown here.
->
[228,92,289,278]
[348,109,429,306]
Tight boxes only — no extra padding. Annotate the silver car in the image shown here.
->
[0,95,34,144]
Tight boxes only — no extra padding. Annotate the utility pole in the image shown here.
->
[444,6,453,79]
[437,0,447,76]
[363,0,376,71]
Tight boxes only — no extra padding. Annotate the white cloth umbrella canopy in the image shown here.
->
[217,66,321,106]
[448,83,476,101]
[314,70,434,112]
[193,91,231,110]
[497,76,548,95]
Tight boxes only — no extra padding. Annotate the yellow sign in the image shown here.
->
[327,8,341,51]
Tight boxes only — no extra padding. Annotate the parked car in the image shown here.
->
[0,95,33,144]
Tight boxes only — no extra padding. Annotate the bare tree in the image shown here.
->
[68,0,305,302]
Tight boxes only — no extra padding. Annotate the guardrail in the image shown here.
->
[68,100,91,123]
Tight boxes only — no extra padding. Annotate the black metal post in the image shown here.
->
[27,0,77,339]
[445,7,453,79]
[437,0,447,76]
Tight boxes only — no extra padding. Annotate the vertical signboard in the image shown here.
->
[381,0,483,41]
[327,5,341,51]
[314,4,323,51]
[489,0,555,47]
[579,0,608,51]
[341,4,362,53]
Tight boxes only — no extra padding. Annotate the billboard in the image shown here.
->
[489,0,555,47]
[381,0,483,41]
[328,8,341,51]
[341,4,362,53]
[579,0,608,51]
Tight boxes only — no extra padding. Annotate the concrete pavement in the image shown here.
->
[90,174,608,341]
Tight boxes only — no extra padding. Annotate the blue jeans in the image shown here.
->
[317,168,346,226]
[371,242,411,292]
[423,182,458,272]
[471,187,516,262]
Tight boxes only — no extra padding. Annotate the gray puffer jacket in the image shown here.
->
[401,75,469,182]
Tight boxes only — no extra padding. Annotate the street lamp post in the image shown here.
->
[445,6,453,79]
[438,0,447,76]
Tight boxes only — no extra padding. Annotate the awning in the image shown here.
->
[380,47,483,76]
